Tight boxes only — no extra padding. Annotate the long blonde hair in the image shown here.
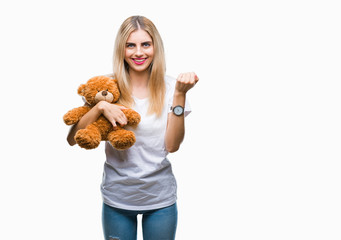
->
[112,16,166,116]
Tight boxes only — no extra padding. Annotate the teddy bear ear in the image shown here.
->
[77,84,86,96]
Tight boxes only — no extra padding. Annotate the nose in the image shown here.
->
[135,46,143,56]
[102,91,108,96]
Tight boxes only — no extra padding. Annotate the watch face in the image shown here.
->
[173,106,184,116]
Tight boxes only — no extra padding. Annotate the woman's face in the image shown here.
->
[124,29,154,74]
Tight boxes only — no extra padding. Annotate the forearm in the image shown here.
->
[165,92,186,153]
[66,105,102,146]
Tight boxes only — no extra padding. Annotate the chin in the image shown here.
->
[130,64,151,73]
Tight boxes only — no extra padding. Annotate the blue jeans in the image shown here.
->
[102,202,178,240]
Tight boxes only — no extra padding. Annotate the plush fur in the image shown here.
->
[63,76,141,150]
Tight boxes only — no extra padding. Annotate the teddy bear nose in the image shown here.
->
[102,91,108,96]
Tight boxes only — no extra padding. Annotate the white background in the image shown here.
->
[1,0,340,239]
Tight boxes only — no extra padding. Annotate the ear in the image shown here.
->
[77,84,86,96]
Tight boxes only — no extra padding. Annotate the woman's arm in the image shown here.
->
[66,101,128,146]
[165,72,199,153]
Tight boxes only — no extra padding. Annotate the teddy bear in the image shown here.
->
[63,76,141,150]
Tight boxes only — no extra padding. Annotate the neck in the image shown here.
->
[129,70,150,99]
[129,70,150,88]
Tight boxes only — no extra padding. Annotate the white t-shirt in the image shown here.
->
[101,75,191,210]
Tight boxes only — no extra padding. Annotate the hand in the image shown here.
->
[175,72,199,95]
[96,101,127,129]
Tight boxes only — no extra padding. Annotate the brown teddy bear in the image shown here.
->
[63,76,141,150]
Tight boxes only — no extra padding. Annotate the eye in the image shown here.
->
[143,42,151,47]
[126,43,135,48]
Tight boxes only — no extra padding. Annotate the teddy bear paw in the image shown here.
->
[108,130,136,150]
[75,129,101,149]
[63,114,79,125]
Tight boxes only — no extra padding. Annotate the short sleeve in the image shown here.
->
[82,96,87,103]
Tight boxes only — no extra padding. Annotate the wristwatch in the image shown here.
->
[170,105,184,116]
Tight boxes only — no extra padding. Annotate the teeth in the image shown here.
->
[134,59,145,62]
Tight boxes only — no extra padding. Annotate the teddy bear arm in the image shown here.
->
[121,109,141,126]
[63,106,91,125]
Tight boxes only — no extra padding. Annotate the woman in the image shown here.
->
[67,15,198,240]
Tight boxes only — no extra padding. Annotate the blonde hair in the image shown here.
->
[112,15,166,116]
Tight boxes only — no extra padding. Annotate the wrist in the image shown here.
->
[173,90,186,99]
[96,101,107,114]
[172,91,186,115]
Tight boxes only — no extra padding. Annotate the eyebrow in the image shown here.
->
[126,41,152,45]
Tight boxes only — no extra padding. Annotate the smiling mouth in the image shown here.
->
[132,58,147,65]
